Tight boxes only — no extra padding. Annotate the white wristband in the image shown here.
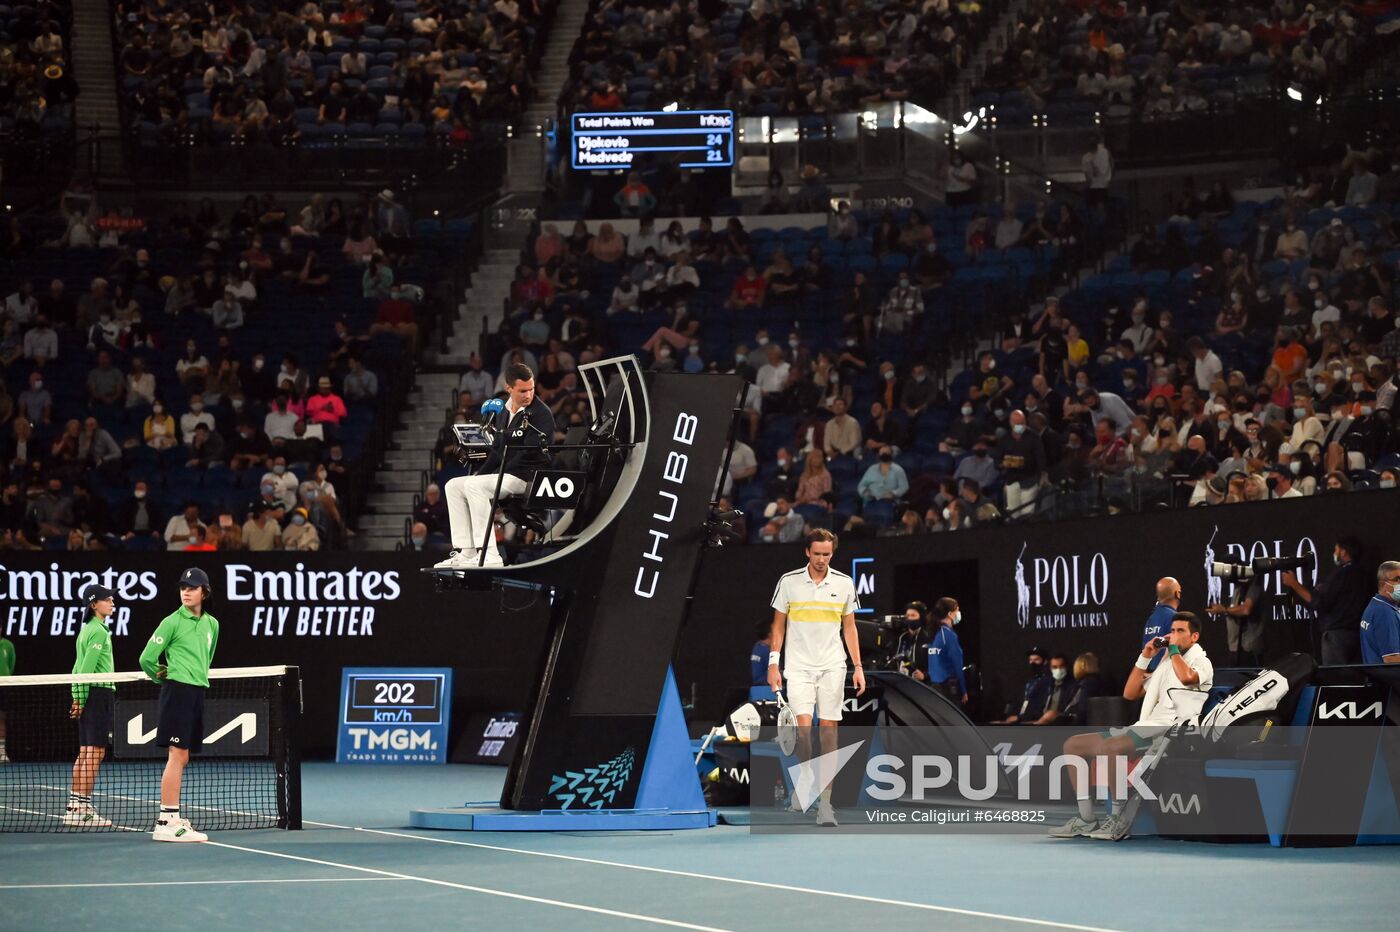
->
[1135,655,1152,670]
[769,651,780,666]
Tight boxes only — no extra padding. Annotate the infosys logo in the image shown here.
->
[1013,543,1109,630]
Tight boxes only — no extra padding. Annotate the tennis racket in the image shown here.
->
[773,689,798,756]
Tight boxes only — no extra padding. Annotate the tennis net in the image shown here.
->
[0,665,301,833]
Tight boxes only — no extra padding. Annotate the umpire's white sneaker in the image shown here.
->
[1048,815,1099,838]
[815,800,839,827]
[62,805,112,828]
[152,818,207,842]
[433,549,478,570]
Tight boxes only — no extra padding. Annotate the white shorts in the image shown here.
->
[786,668,845,721]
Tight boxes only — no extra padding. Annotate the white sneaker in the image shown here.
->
[152,817,207,842]
[815,799,839,827]
[1048,815,1099,838]
[0,751,9,763]
[433,549,478,570]
[479,547,506,567]
[1087,813,1132,841]
[62,805,112,828]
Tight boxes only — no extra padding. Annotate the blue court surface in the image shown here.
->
[2,763,1397,931]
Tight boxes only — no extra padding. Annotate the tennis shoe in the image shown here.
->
[1088,813,1132,841]
[815,800,839,827]
[152,817,207,842]
[62,805,112,828]
[1048,815,1099,838]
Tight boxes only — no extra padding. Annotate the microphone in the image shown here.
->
[481,398,505,419]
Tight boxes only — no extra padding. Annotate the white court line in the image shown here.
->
[0,878,407,890]
[202,838,729,931]
[304,820,1120,932]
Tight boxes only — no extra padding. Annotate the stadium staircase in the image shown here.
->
[69,1,127,178]
[507,0,591,193]
[362,0,592,549]
[938,0,1031,120]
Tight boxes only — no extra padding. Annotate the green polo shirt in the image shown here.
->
[71,616,115,704]
[139,604,219,688]
[0,636,14,677]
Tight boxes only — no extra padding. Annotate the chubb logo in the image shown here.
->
[1014,543,1109,630]
[345,728,438,751]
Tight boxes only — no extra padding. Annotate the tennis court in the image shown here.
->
[3,762,1397,931]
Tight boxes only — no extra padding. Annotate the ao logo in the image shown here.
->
[538,475,575,499]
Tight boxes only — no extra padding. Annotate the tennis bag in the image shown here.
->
[1164,652,1318,757]
[1198,652,1317,737]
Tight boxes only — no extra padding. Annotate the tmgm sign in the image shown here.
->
[336,667,454,765]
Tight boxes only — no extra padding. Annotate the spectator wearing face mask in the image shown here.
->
[759,496,804,544]
[857,447,908,503]
[1057,653,1108,725]
[993,648,1053,723]
[997,410,1047,519]
[118,481,165,544]
[283,507,320,551]
[954,441,999,492]
[1030,654,1078,724]
[261,456,298,510]
[241,503,283,551]
[178,394,215,444]
[144,401,177,450]
[162,504,207,551]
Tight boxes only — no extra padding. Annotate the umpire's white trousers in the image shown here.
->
[444,473,528,555]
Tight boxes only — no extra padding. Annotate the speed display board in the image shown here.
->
[336,667,453,764]
[570,110,735,170]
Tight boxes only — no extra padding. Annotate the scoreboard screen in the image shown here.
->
[570,110,735,171]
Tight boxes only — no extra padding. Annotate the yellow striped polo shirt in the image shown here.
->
[771,566,859,671]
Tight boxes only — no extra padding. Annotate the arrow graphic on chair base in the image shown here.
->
[548,747,636,811]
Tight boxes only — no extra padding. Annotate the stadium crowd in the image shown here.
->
[558,0,992,117]
[428,143,1399,548]
[112,0,553,146]
[0,187,454,552]
[979,0,1383,126]
[0,0,76,140]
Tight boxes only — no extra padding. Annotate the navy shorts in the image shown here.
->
[157,680,206,753]
[77,688,113,747]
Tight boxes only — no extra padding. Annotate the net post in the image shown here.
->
[283,666,304,830]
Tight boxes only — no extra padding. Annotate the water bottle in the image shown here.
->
[773,778,787,808]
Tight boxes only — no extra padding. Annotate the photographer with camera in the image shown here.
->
[1049,612,1213,841]
[1280,535,1370,665]
[1208,568,1265,668]
[925,598,968,705]
[890,601,932,681]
